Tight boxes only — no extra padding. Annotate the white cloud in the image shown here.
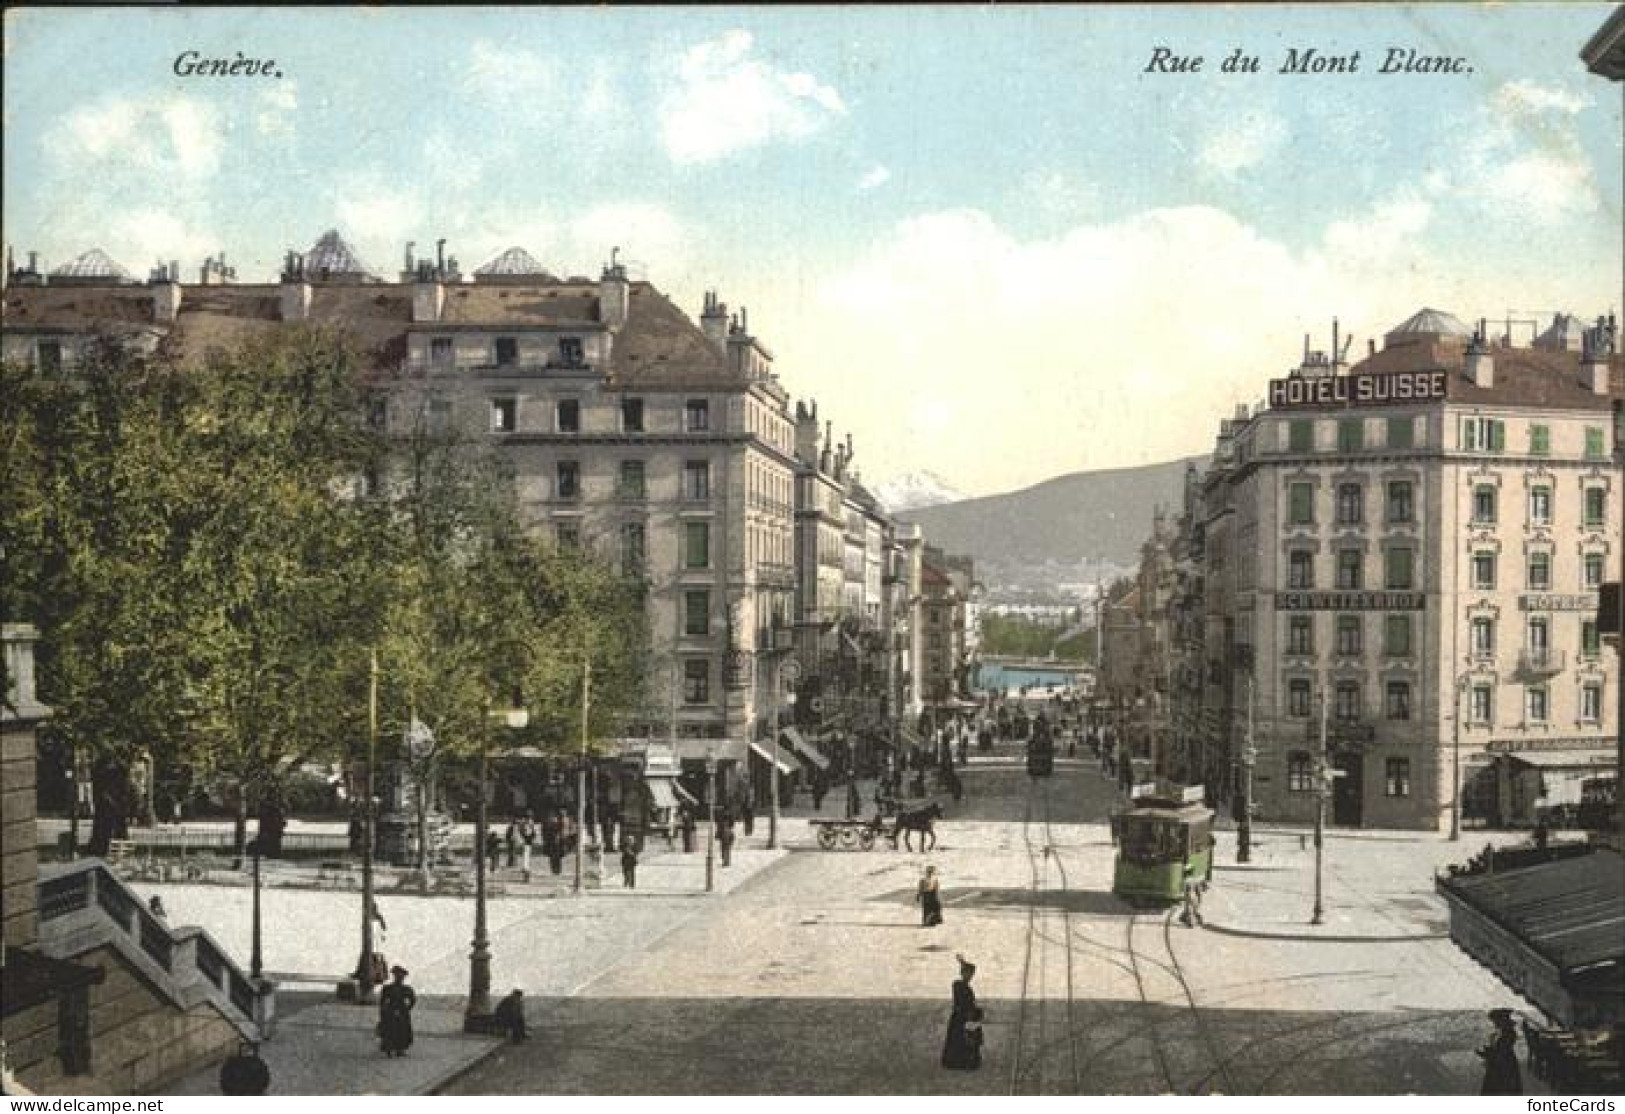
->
[1493,80,1592,119]
[857,165,891,190]
[333,180,425,259]
[1447,79,1604,224]
[256,81,298,138]
[466,40,559,103]
[60,94,223,179]
[569,203,687,277]
[660,30,846,164]
[1196,112,1286,179]
[1024,169,1097,221]
[1322,197,1433,269]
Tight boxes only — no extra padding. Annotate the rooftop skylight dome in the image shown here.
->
[49,248,135,286]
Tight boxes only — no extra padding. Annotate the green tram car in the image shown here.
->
[1111,785,1215,905]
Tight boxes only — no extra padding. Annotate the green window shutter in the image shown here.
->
[1530,424,1549,455]
[1489,421,1505,452]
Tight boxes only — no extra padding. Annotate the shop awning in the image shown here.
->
[646,777,679,810]
[1437,850,1625,1028]
[748,740,800,776]
[780,727,829,770]
[1507,750,1616,770]
[673,781,699,807]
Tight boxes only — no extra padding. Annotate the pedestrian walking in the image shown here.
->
[741,797,755,838]
[717,812,735,867]
[503,820,519,868]
[812,770,828,812]
[1478,1009,1522,1095]
[621,845,638,889]
[1179,879,1205,927]
[679,805,697,853]
[493,989,527,1043]
[918,865,944,928]
[484,830,503,873]
[940,955,982,1071]
[847,778,862,819]
[543,811,564,875]
[377,966,416,1058]
[518,813,537,874]
[148,895,167,921]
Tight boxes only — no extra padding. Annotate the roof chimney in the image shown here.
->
[1465,319,1494,388]
[1581,314,1613,395]
[149,261,182,322]
[413,264,445,323]
[280,250,311,321]
[599,249,629,331]
[701,290,728,348]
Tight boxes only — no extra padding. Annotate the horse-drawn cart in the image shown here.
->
[810,816,885,851]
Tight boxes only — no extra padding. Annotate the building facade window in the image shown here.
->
[683,460,711,501]
[1527,551,1551,590]
[1581,619,1600,661]
[494,337,518,366]
[489,396,517,433]
[1288,482,1315,525]
[1337,419,1364,453]
[1472,485,1497,524]
[1287,615,1314,655]
[1336,549,1363,590]
[1386,480,1414,524]
[556,460,580,501]
[1526,686,1548,723]
[685,399,710,432]
[684,521,710,569]
[1288,550,1315,590]
[1584,554,1605,589]
[1336,484,1363,525]
[1287,678,1312,718]
[1335,615,1362,656]
[1528,486,1552,526]
[1462,417,1506,452]
[684,589,710,636]
[1529,424,1550,456]
[1470,616,1495,658]
[1288,420,1314,453]
[1334,681,1362,721]
[1472,551,1497,590]
[683,659,710,704]
[1385,757,1411,797]
[557,337,584,366]
[622,397,645,433]
[1584,487,1607,527]
[1287,752,1314,793]
[1387,417,1414,450]
[1581,684,1602,723]
[1385,682,1412,721]
[429,337,454,365]
[619,459,646,499]
[1384,614,1412,657]
[1384,548,1413,590]
[620,523,646,577]
[556,398,580,433]
[1470,684,1493,724]
[1584,426,1606,459]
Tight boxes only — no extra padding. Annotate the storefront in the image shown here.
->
[1475,740,1616,828]
[1436,848,1624,1030]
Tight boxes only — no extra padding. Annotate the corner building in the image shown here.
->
[1210,309,1622,830]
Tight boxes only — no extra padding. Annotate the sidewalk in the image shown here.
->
[150,845,790,1096]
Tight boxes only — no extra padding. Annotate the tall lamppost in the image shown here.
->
[704,748,717,893]
[1238,673,1255,864]
[353,650,379,1002]
[249,835,264,979]
[466,699,529,1032]
[1312,686,1328,926]
[574,652,592,895]
[1450,673,1469,841]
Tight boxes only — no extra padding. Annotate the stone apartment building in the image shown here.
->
[1176,308,1623,830]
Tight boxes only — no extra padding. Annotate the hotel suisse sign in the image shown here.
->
[1277,591,1426,611]
[1268,370,1448,411]
[1518,593,1598,612]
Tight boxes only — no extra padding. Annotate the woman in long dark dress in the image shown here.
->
[378,965,417,1057]
[919,866,944,927]
[941,955,982,1070]
[1478,1009,1522,1095]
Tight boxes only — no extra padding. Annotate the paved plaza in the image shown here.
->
[129,736,1548,1096]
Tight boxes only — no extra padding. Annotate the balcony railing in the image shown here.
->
[1518,648,1566,676]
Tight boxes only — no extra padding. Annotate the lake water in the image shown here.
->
[976,663,1086,693]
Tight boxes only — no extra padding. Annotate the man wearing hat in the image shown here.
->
[378,965,417,1058]
[1477,1008,1522,1095]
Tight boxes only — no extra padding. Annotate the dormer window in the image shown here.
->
[686,399,710,432]
[494,337,518,366]
[558,337,584,366]
[430,337,453,366]
[622,398,645,433]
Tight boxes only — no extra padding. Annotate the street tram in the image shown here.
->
[1111,784,1214,905]
[1026,715,1055,777]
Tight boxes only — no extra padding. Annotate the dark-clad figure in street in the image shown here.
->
[717,811,735,867]
[378,965,416,1057]
[493,989,527,1044]
[621,845,638,889]
[941,954,982,1071]
[918,865,943,927]
[1478,1008,1522,1095]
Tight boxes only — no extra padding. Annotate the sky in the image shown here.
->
[4,5,1621,498]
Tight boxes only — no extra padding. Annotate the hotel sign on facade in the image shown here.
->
[1276,591,1426,611]
[1268,370,1448,410]
[1518,593,1599,612]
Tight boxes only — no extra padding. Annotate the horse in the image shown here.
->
[892,802,944,852]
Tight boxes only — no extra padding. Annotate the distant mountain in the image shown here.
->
[872,470,968,513]
[900,456,1207,568]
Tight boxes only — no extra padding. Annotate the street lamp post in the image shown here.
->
[768,653,781,851]
[353,650,379,1001]
[1238,673,1255,864]
[1450,674,1468,841]
[465,699,493,1031]
[1312,687,1328,926]
[249,836,264,979]
[705,753,716,893]
[574,652,592,895]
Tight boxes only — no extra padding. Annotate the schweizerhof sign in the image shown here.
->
[1269,370,1448,410]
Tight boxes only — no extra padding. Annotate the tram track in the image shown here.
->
[1007,778,1084,1094]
